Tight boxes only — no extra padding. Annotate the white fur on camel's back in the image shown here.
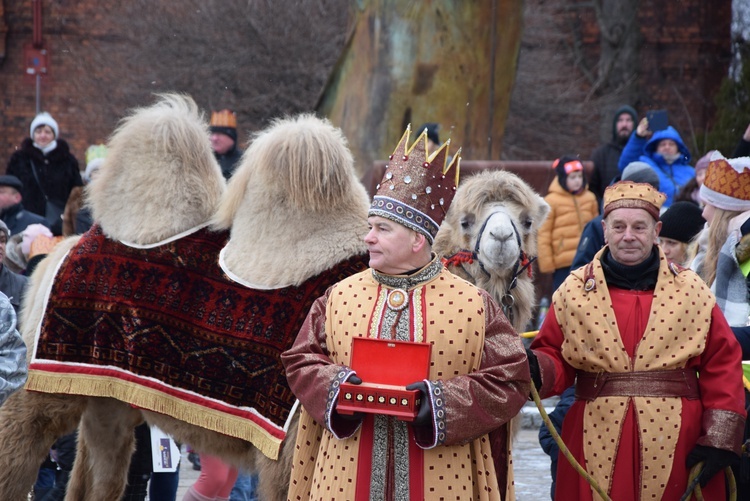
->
[213,113,370,288]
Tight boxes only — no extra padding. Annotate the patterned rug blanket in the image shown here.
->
[26,224,368,459]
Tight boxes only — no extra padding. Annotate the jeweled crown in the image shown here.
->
[369,125,461,243]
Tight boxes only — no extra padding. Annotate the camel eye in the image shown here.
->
[522,218,533,230]
[460,214,475,229]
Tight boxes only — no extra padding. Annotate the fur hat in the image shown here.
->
[621,161,660,190]
[603,181,666,220]
[30,112,59,139]
[370,125,460,244]
[699,152,750,211]
[210,109,238,143]
[0,175,23,192]
[659,201,705,243]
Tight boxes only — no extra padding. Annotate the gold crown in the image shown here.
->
[369,125,461,243]
[603,181,665,220]
[702,157,750,205]
[210,109,237,129]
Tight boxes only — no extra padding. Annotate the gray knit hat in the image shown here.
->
[622,161,660,191]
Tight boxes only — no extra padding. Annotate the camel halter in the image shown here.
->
[442,211,536,323]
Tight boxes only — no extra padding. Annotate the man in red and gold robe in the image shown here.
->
[529,181,746,500]
[281,126,530,501]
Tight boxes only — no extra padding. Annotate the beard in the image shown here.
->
[616,129,631,145]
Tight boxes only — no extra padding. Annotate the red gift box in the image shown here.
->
[336,337,431,421]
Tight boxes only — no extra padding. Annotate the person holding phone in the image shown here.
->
[617,112,694,209]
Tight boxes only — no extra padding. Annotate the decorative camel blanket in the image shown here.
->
[26,224,368,460]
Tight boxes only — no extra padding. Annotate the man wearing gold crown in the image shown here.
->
[281,127,530,500]
[528,181,746,500]
[210,109,243,179]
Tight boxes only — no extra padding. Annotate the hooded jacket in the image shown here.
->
[589,105,637,201]
[618,126,694,208]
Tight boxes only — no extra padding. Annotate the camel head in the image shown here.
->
[434,170,550,330]
[88,93,225,245]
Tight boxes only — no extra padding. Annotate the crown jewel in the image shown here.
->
[369,124,461,243]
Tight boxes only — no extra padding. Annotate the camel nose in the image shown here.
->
[489,229,513,242]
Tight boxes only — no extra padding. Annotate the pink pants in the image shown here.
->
[185,453,238,500]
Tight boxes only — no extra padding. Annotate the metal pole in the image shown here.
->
[36,73,41,114]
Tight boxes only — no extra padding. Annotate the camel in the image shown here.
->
[434,169,550,333]
[0,95,370,501]
[433,168,550,499]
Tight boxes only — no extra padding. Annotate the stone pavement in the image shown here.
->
[175,448,200,499]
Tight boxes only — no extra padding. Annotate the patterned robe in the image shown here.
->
[532,246,746,500]
[282,258,530,501]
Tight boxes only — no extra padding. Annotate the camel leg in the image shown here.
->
[255,411,298,501]
[0,389,86,501]
[65,397,143,501]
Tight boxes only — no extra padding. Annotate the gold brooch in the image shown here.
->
[584,278,596,292]
[387,288,409,311]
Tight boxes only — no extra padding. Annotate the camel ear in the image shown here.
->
[532,195,551,230]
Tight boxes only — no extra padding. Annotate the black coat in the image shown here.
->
[215,146,243,180]
[1,202,48,235]
[6,138,82,218]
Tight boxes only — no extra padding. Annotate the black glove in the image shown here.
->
[686,444,740,487]
[526,348,542,392]
[405,381,431,425]
[335,373,363,421]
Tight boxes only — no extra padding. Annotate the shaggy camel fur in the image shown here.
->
[434,169,550,333]
[0,97,369,501]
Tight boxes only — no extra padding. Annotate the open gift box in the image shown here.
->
[336,337,432,421]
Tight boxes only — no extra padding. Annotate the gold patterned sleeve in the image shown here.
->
[435,292,531,446]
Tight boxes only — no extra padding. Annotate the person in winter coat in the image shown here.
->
[5,112,82,235]
[589,105,637,202]
[0,175,47,236]
[209,109,243,180]
[538,156,599,291]
[617,117,694,208]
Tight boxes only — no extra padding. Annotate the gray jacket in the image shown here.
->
[0,291,27,405]
[0,265,28,316]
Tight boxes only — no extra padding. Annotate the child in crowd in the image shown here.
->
[537,156,599,290]
[658,201,705,267]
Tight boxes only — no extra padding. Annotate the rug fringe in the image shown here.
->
[25,371,283,460]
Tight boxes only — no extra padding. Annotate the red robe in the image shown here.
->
[532,286,745,500]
